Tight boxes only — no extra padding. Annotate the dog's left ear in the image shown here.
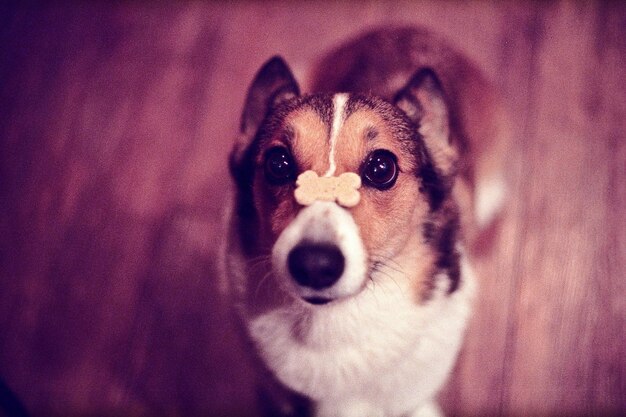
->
[230,56,300,179]
[394,68,457,177]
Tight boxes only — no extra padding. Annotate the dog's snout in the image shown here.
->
[288,243,345,289]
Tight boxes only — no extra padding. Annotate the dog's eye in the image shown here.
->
[362,149,398,190]
[264,147,296,185]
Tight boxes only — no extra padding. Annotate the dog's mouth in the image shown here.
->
[303,296,333,305]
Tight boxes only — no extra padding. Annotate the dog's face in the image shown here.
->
[230,57,458,314]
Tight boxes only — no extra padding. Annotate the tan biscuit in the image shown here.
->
[294,170,362,208]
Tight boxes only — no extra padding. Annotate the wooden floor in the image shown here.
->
[0,2,624,416]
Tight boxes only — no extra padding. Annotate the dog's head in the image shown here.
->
[229,56,460,312]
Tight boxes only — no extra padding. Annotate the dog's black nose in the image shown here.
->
[287,243,345,289]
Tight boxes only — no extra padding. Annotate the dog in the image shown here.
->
[222,26,508,417]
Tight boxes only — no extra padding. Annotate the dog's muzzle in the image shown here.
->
[272,202,367,305]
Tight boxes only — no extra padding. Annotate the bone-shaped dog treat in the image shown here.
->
[294,170,362,208]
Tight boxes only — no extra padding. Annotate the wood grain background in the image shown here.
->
[0,2,624,416]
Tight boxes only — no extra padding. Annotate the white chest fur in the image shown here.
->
[247,257,476,417]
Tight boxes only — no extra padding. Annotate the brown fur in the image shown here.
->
[254,109,330,241]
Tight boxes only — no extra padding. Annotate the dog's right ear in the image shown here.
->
[240,56,300,135]
[230,56,300,178]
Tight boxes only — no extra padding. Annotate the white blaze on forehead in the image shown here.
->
[324,93,349,177]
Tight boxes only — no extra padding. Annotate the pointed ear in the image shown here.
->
[230,56,299,181]
[394,68,457,176]
[240,56,300,135]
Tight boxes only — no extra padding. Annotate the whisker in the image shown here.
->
[369,257,405,295]
[369,253,404,275]
[246,254,272,268]
[252,270,274,304]
[246,254,272,263]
